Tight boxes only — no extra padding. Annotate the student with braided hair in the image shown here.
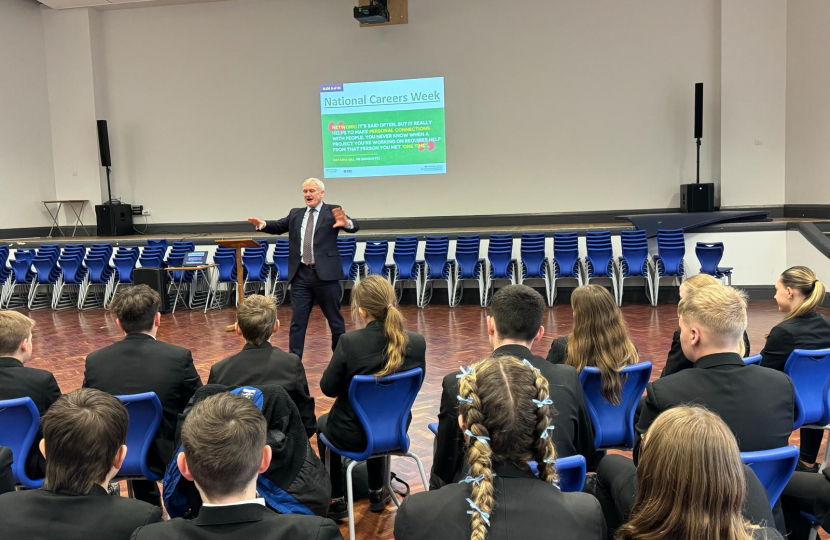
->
[395,355,605,540]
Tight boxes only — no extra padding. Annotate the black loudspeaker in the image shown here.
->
[95,204,133,236]
[97,120,112,167]
[694,83,703,139]
[134,267,171,313]
[680,183,714,213]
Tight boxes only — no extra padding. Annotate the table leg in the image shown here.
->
[44,202,64,238]
[69,201,90,237]
[171,271,185,314]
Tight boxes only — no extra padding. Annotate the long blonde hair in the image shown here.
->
[350,275,409,378]
[616,406,758,540]
[682,274,746,356]
[567,285,638,404]
[780,266,826,321]
[458,356,557,540]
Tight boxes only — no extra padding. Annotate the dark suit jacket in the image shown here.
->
[661,329,751,378]
[208,342,316,438]
[635,352,795,462]
[319,320,426,451]
[0,484,162,540]
[0,446,13,495]
[262,202,359,283]
[430,344,595,488]
[396,461,606,540]
[131,502,343,540]
[83,333,203,473]
[760,312,830,372]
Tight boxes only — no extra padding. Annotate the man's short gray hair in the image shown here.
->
[303,178,325,191]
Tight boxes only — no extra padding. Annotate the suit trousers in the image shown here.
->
[290,264,346,359]
[781,471,830,539]
[800,429,824,463]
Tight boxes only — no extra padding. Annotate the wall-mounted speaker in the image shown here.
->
[97,120,112,167]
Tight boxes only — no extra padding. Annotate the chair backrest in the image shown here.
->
[579,362,653,449]
[553,233,580,278]
[744,354,762,366]
[0,397,43,489]
[348,368,424,460]
[741,445,799,507]
[363,240,389,276]
[695,242,725,275]
[115,392,163,481]
[527,454,587,493]
[393,237,419,279]
[784,348,830,428]
[423,236,449,279]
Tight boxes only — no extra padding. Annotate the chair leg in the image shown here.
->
[126,479,134,499]
[345,459,359,540]
[385,455,401,508]
[819,426,830,473]
[406,451,430,493]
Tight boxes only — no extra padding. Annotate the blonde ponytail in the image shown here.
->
[781,266,826,322]
[350,275,409,378]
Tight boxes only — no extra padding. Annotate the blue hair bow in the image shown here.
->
[464,429,490,445]
[540,424,556,439]
[543,457,556,465]
[457,395,473,404]
[532,396,553,408]
[459,474,485,486]
[466,498,491,526]
[456,365,473,379]
[522,359,540,372]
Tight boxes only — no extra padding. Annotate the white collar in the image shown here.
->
[202,497,266,508]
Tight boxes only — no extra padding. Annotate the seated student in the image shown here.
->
[318,275,426,519]
[131,393,342,540]
[660,273,751,378]
[83,285,203,505]
[0,310,61,480]
[0,389,162,540]
[395,355,605,540]
[208,295,316,438]
[760,266,830,472]
[614,406,783,540]
[546,284,639,404]
[431,284,594,489]
[780,469,830,539]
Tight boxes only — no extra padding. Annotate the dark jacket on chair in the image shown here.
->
[83,333,203,474]
[430,344,595,488]
[319,320,426,452]
[208,342,316,438]
[262,202,359,284]
[0,485,162,540]
[661,329,751,377]
[396,461,606,540]
[0,446,14,495]
[131,503,343,540]
[760,312,830,372]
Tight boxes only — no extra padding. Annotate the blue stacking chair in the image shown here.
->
[652,229,687,305]
[784,348,830,470]
[741,446,799,508]
[744,354,762,365]
[616,229,655,306]
[451,235,487,307]
[0,246,11,305]
[139,243,166,269]
[551,232,583,304]
[208,247,241,308]
[2,249,37,309]
[579,362,652,449]
[145,238,168,253]
[241,240,271,300]
[26,245,61,310]
[319,368,428,540]
[337,237,360,303]
[583,230,619,304]
[0,397,44,489]
[361,240,390,280]
[114,393,164,498]
[107,247,140,308]
[79,244,114,310]
[517,233,552,306]
[695,242,733,285]
[483,234,517,307]
[388,236,422,303]
[267,239,290,306]
[419,236,452,308]
[53,245,88,309]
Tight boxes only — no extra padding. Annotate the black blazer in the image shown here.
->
[0,446,13,495]
[131,502,343,540]
[635,352,795,461]
[661,329,751,378]
[83,333,203,474]
[545,336,569,364]
[262,202,359,283]
[208,342,316,438]
[0,484,161,540]
[430,344,595,488]
[396,461,606,540]
[760,312,830,372]
[319,320,426,452]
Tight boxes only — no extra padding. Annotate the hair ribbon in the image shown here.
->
[532,396,553,408]
[466,498,491,526]
[457,395,473,404]
[464,429,490,445]
[456,365,473,379]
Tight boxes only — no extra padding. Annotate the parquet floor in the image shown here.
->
[17,298,830,539]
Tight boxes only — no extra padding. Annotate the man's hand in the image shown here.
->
[332,208,349,229]
[247,217,266,231]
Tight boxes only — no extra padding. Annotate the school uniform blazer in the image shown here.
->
[262,202,359,284]
[208,342,316,438]
[661,329,751,378]
[635,352,794,462]
[0,484,161,540]
[431,344,595,487]
[130,503,343,540]
[396,461,606,540]
[319,320,427,451]
[760,312,830,372]
[83,333,203,474]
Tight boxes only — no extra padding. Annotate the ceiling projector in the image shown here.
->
[354,1,389,24]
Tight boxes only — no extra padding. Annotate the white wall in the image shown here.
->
[785,0,830,205]
[0,0,56,229]
[97,0,720,224]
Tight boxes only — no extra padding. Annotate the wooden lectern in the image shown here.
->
[216,239,262,331]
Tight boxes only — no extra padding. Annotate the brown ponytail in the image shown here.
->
[781,266,826,321]
[350,275,409,378]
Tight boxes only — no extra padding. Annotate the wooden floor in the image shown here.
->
[17,299,830,539]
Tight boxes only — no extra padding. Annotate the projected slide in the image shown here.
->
[320,77,445,178]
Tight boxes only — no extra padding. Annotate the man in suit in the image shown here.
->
[247,177,359,359]
[83,285,203,506]
[208,294,316,438]
[0,310,61,480]
[429,284,595,489]
[131,392,343,540]
[0,389,162,539]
